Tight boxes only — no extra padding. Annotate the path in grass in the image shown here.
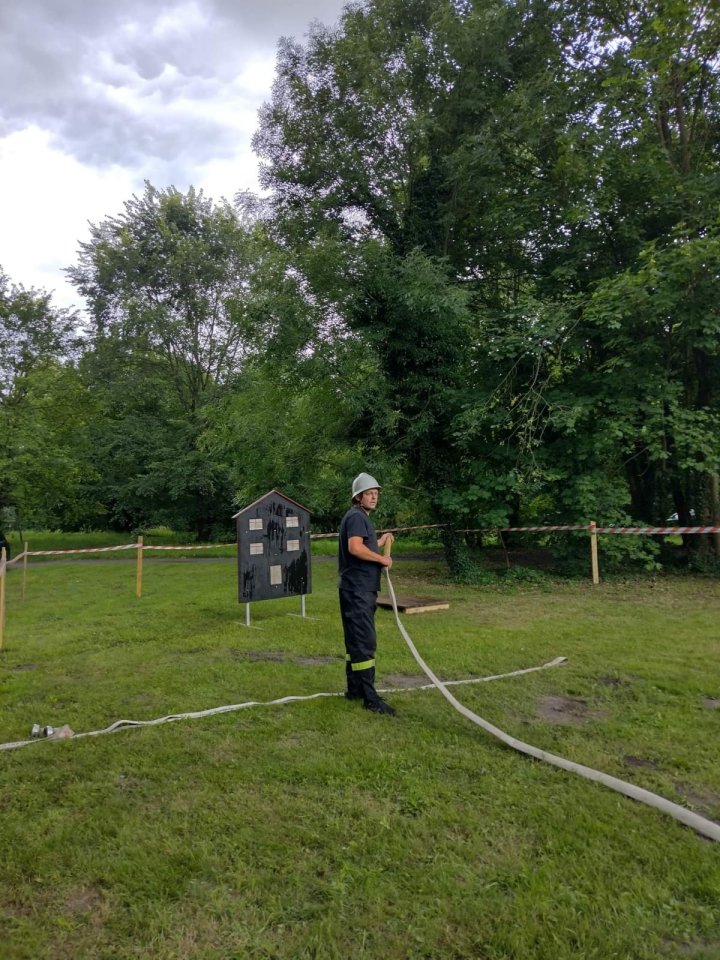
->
[1,559,719,959]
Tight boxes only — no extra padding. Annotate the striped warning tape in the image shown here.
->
[311,523,446,540]
[143,543,236,551]
[595,526,720,535]
[460,524,720,535]
[10,523,720,561]
[26,544,137,556]
[458,525,590,533]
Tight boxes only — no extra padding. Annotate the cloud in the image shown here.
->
[0,127,139,308]
[0,0,346,169]
[0,0,347,306]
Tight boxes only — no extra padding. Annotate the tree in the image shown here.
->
[0,362,99,530]
[0,270,86,528]
[0,269,81,401]
[254,0,591,564]
[68,184,262,537]
[256,0,720,564]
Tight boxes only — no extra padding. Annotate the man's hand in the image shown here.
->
[379,531,394,569]
[348,535,393,567]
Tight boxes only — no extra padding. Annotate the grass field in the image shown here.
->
[1,553,719,959]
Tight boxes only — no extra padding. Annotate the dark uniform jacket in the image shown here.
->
[338,506,381,592]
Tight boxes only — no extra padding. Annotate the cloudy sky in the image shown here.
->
[0,0,346,311]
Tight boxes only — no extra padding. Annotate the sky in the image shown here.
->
[0,0,347,312]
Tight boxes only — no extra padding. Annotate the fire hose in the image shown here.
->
[381,537,719,843]
[2,539,718,842]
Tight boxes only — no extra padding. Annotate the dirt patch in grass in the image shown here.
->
[702,698,720,710]
[117,774,147,792]
[3,899,34,917]
[293,656,341,666]
[383,674,430,688]
[11,664,38,671]
[662,937,720,957]
[598,675,631,687]
[673,782,720,815]
[231,650,285,662]
[623,756,660,769]
[64,886,103,916]
[537,695,609,725]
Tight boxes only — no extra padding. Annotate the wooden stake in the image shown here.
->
[0,548,6,651]
[590,521,600,584]
[499,529,510,569]
[21,541,28,603]
[136,535,144,598]
[711,473,720,557]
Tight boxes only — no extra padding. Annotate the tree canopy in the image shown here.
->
[3,0,719,569]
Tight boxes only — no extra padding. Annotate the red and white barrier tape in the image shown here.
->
[311,523,446,540]
[461,524,720,535]
[458,525,590,533]
[8,522,720,562]
[26,544,137,556]
[595,526,720,535]
[143,543,235,551]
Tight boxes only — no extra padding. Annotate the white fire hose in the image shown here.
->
[2,543,717,842]
[383,561,720,843]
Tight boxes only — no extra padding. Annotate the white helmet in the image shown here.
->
[352,472,381,499]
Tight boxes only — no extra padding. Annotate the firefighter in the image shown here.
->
[338,473,396,715]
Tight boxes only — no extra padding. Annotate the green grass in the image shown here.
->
[1,556,720,959]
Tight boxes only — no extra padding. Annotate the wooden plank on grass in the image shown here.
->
[376,595,449,614]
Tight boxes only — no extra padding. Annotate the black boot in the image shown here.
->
[356,666,397,716]
[363,698,396,716]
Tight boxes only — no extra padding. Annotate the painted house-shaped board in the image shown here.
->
[234,490,312,603]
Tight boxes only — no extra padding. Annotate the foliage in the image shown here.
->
[253,0,720,569]
[0,363,100,530]
[68,185,264,537]
[0,271,88,528]
[0,270,81,402]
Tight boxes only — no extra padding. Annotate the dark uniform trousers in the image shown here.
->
[339,587,380,703]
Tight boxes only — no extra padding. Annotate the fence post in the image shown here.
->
[0,547,6,651]
[136,535,144,598]
[711,473,720,557]
[21,541,28,603]
[590,521,600,584]
[498,528,510,569]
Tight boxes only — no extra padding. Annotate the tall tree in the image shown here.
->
[255,0,720,563]
[0,270,81,402]
[0,270,86,527]
[69,184,262,537]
